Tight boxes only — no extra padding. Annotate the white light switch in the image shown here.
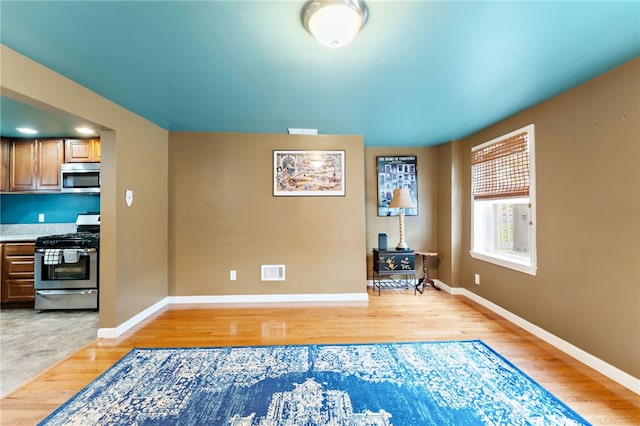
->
[38,213,45,223]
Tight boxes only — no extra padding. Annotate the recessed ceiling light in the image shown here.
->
[16,127,38,135]
[75,127,95,135]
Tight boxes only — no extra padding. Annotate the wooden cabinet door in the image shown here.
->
[9,139,63,191]
[9,139,37,191]
[0,138,9,192]
[93,139,101,162]
[1,243,35,303]
[37,139,63,190]
[65,138,100,162]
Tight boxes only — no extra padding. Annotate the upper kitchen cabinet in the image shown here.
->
[0,138,9,191]
[10,139,63,192]
[65,138,100,163]
[9,139,36,191]
[38,139,64,190]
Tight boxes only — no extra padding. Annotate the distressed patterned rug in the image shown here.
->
[40,340,590,425]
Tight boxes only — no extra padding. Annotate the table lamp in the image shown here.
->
[389,188,415,250]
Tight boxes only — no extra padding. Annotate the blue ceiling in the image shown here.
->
[1,1,638,146]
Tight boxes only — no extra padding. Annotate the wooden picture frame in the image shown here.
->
[273,150,345,196]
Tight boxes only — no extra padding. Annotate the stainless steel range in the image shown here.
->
[34,213,100,310]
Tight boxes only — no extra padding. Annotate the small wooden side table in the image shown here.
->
[415,250,440,293]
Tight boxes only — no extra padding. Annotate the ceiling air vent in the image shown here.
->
[261,265,285,281]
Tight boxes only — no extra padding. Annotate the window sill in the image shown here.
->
[470,250,537,276]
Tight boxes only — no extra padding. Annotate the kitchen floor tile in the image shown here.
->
[0,308,98,398]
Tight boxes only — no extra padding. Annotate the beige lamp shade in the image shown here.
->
[388,188,414,250]
[389,188,415,209]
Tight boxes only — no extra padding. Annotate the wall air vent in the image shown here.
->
[261,265,285,281]
[287,128,318,135]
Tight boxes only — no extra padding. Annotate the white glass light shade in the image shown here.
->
[302,0,368,48]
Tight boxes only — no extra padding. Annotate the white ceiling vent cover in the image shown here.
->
[261,265,285,281]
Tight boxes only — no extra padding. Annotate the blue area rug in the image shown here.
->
[40,340,590,425]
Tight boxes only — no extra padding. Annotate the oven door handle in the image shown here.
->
[36,289,97,295]
[35,248,97,254]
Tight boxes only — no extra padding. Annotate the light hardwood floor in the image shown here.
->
[1,288,639,425]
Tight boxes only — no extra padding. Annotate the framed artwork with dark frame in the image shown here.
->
[273,150,345,196]
[377,155,418,216]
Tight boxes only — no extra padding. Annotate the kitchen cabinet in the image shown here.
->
[65,138,100,163]
[37,139,64,190]
[9,139,35,191]
[9,138,63,191]
[1,242,35,304]
[0,138,9,192]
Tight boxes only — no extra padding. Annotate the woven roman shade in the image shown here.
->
[471,131,530,200]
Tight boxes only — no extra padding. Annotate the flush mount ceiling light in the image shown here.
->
[302,0,369,48]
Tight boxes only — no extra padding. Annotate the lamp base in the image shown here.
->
[396,241,410,251]
[395,247,410,251]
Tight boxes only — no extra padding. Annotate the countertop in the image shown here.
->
[0,223,76,243]
[0,234,41,243]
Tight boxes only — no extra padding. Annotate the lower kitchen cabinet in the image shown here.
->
[1,242,35,304]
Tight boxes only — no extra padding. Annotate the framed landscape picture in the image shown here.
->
[377,155,418,216]
[273,150,345,196]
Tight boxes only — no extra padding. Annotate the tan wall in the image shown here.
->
[1,46,169,328]
[436,143,453,284]
[168,132,366,295]
[363,147,438,278]
[437,141,466,287]
[455,58,640,377]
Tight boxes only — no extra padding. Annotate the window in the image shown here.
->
[470,124,536,275]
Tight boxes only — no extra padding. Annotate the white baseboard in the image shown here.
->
[432,279,453,293]
[458,286,640,395]
[97,292,368,339]
[167,293,368,305]
[97,298,168,339]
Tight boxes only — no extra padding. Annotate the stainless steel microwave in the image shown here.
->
[60,163,101,193]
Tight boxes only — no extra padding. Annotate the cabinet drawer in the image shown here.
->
[2,243,35,303]
[4,279,35,301]
[5,258,35,278]
[4,243,35,256]
[376,254,414,272]
[373,249,415,273]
